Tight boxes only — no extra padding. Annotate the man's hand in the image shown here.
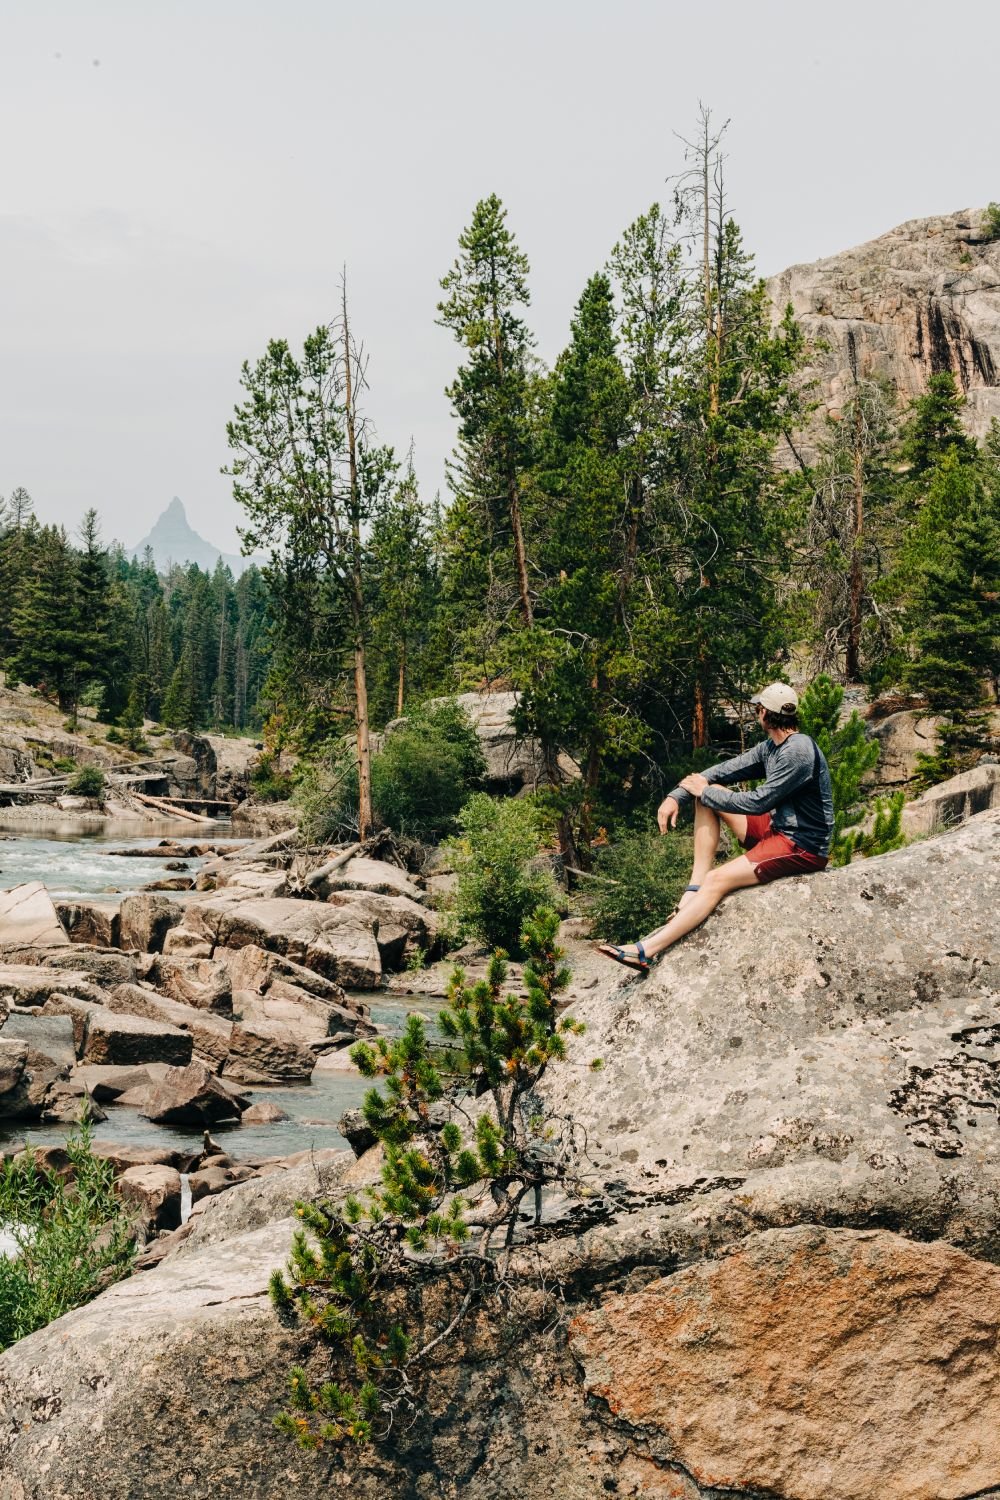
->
[679,773,710,798]
[657,795,680,832]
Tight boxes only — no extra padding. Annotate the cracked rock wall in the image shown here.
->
[768,207,1000,458]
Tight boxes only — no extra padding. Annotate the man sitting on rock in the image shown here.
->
[598,682,835,973]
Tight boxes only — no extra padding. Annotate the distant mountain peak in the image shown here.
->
[131,497,255,577]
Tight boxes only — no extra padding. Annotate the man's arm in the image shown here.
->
[701,739,813,816]
[666,742,768,813]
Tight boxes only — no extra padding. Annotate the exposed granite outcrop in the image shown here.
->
[768,207,1000,458]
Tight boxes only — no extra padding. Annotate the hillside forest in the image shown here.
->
[2,117,998,855]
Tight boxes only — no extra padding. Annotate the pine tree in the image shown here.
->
[11,526,83,716]
[227,296,394,831]
[797,674,902,864]
[513,271,642,853]
[369,457,436,720]
[805,380,899,681]
[75,509,111,710]
[671,109,806,746]
[904,501,1000,707]
[438,195,536,630]
[898,372,977,476]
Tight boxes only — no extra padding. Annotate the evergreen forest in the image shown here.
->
[4,116,998,850]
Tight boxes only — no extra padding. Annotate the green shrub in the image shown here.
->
[250,752,295,804]
[983,202,1000,242]
[448,794,555,955]
[294,700,486,846]
[836,791,906,863]
[67,765,106,799]
[587,828,695,943]
[0,1119,136,1352]
[372,699,486,840]
[293,742,358,844]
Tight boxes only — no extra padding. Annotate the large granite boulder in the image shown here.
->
[222,1019,314,1085]
[147,954,233,1014]
[0,882,69,949]
[0,1038,30,1118]
[80,1010,194,1068]
[901,762,1000,836]
[4,817,1000,1498]
[116,1164,183,1233]
[866,707,946,787]
[544,811,1000,1254]
[171,731,217,796]
[570,1226,1000,1500]
[118,894,184,954]
[0,1012,76,1069]
[139,1060,248,1127]
[188,894,385,987]
[55,899,120,948]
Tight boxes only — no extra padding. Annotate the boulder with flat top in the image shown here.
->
[0,882,69,949]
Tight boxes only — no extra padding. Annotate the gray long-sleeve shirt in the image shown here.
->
[667,734,835,857]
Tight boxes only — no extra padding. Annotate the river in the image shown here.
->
[0,821,425,1164]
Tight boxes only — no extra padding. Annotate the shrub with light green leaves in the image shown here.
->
[67,765,105,799]
[0,1119,136,1352]
[448,794,555,955]
[372,699,485,840]
[587,827,695,943]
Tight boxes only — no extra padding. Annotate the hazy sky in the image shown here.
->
[2,0,998,554]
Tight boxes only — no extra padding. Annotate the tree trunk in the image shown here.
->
[397,636,406,718]
[342,283,373,840]
[509,477,533,626]
[354,638,372,839]
[846,402,865,682]
[692,677,709,750]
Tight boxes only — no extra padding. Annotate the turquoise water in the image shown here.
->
[1,996,427,1163]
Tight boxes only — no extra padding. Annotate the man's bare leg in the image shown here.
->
[679,801,749,908]
[640,855,760,958]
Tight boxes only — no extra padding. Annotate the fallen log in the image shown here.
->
[303,841,362,889]
[132,791,216,825]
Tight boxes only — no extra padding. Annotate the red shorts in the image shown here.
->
[740,813,828,884]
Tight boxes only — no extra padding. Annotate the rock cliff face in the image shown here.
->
[2,814,1000,1499]
[768,207,1000,456]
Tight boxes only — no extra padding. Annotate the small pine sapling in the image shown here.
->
[269,906,584,1449]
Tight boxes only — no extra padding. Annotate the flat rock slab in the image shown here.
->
[323,855,426,902]
[0,964,107,1010]
[0,882,69,949]
[81,1010,193,1068]
[570,1226,1000,1500]
[90,1139,198,1174]
[71,1063,164,1102]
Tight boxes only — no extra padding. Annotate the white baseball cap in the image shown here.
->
[750,682,799,714]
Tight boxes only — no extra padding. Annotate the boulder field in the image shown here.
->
[0,835,442,1128]
[0,813,998,1499]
